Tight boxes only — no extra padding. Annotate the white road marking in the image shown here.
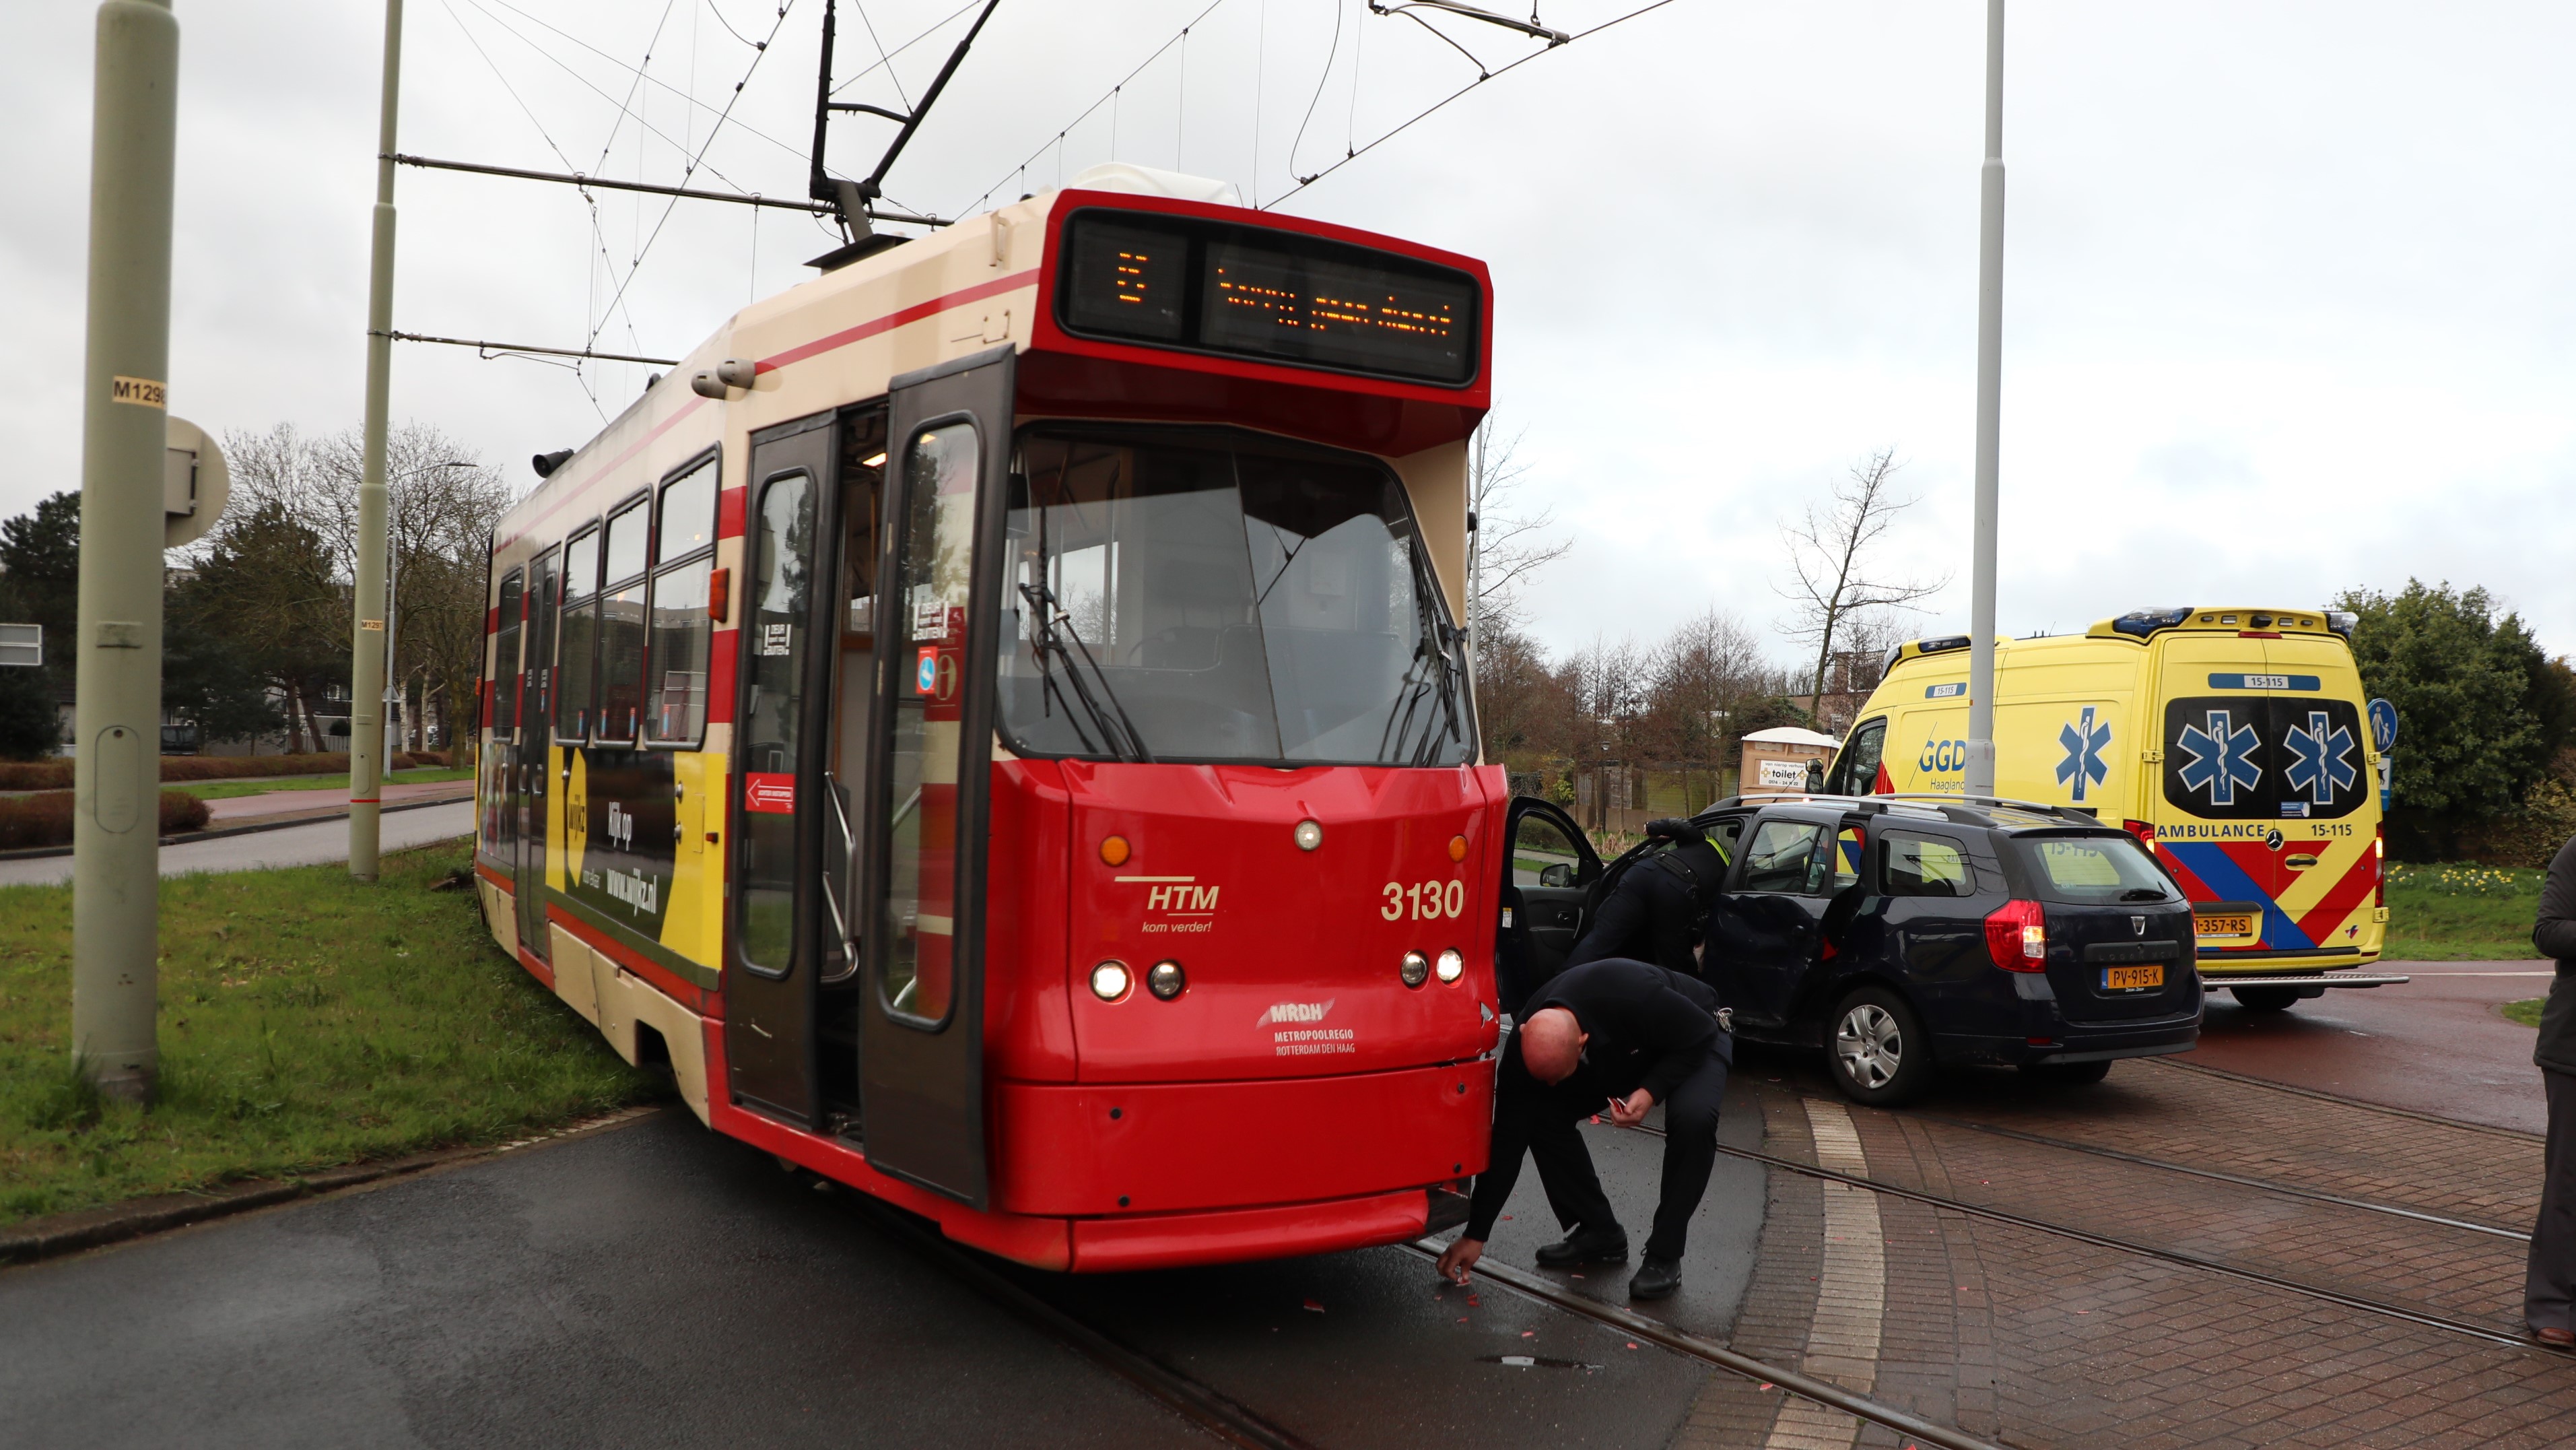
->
[1765,1097,1886,1450]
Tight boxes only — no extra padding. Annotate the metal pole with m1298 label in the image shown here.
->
[72,0,179,1102]
[348,0,404,880]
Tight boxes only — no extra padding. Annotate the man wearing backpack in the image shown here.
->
[1560,818,1728,981]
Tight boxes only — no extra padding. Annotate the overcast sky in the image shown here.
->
[7,1,2567,667]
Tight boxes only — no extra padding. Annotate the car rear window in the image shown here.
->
[2012,833,2179,905]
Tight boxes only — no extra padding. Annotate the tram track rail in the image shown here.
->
[855,1179,2016,1450]
[853,1199,1322,1450]
[2143,1055,2546,1142]
[1616,1119,2537,1351]
[1890,1105,2530,1242]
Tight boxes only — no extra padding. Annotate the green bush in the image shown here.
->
[0,790,210,850]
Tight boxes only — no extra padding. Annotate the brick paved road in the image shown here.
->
[1685,1054,2576,1449]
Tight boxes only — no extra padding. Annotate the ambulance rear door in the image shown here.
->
[2255,630,2379,954]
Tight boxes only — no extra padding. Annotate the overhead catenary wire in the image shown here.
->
[583,0,801,360]
[964,0,1233,215]
[1262,0,1671,209]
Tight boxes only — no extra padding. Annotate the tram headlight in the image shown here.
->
[1090,960,1132,1001]
[1294,819,1324,852]
[1435,948,1464,984]
[1147,960,1187,1000]
[1400,950,1430,988]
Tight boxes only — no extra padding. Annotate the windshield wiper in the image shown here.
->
[1379,628,1464,768]
[1018,579,1152,763]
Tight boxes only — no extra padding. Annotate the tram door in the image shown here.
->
[856,345,1013,1208]
[514,549,559,962]
[489,567,524,923]
[726,412,844,1125]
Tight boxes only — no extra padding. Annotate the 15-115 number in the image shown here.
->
[1384,880,1466,920]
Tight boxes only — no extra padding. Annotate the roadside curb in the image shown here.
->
[0,1103,667,1267]
[0,790,476,862]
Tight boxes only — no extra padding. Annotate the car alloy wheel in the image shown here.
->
[1835,1003,1904,1090]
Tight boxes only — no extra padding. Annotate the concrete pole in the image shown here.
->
[72,0,178,1103]
[349,0,403,880]
[1963,0,2006,800]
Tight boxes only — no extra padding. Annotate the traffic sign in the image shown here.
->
[2367,698,2399,753]
[164,416,229,548]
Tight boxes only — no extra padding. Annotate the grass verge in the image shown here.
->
[2504,999,2544,1028]
[174,766,475,802]
[2385,863,2548,960]
[0,845,661,1228]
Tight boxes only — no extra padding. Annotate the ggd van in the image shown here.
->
[1821,606,2404,1010]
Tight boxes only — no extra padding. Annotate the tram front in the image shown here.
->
[855,187,1504,1269]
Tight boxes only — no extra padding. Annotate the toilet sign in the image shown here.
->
[164,416,230,548]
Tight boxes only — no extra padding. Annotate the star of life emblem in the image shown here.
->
[2283,709,2358,805]
[2177,709,2263,807]
[2056,706,2111,803]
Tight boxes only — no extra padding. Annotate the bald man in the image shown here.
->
[1437,957,1731,1300]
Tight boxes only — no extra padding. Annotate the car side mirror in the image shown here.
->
[1540,863,1575,888]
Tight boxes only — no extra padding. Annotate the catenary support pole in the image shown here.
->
[349,0,403,880]
[72,0,179,1102]
[1963,0,2005,799]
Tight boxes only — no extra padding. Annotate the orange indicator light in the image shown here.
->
[1448,835,1468,863]
[1099,835,1132,867]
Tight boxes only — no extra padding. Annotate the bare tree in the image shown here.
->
[210,422,508,756]
[1466,420,1571,642]
[1776,449,1948,711]
[1643,608,1771,766]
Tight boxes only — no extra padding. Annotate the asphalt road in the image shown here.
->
[0,801,475,887]
[0,1086,1769,1449]
[2188,960,2556,1133]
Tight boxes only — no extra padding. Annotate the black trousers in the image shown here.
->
[2530,1069,2576,1331]
[1521,1049,1729,1263]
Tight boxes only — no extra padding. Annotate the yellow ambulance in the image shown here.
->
[1820,606,2402,1010]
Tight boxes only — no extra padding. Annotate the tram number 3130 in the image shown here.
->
[1383,880,1467,920]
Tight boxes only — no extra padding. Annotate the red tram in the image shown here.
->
[473,167,1506,1270]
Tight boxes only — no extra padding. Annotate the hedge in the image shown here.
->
[0,790,211,850]
[0,752,444,793]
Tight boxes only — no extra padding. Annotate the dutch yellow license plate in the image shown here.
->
[2103,964,2164,992]
[2196,914,2253,939]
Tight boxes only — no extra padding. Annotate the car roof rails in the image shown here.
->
[1693,791,2099,828]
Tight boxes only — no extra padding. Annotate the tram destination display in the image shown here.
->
[1057,209,1479,385]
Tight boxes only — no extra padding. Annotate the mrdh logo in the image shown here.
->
[1258,999,1354,1057]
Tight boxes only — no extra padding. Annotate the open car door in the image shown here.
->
[1497,797,1600,1012]
[854,346,1014,1208]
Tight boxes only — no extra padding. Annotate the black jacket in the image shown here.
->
[1563,838,1726,978]
[1467,960,1730,1241]
[2535,834,2576,1074]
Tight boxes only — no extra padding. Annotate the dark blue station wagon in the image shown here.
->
[1499,794,2204,1106]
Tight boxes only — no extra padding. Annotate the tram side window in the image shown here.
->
[646,458,718,746]
[554,527,601,742]
[595,498,650,746]
[524,548,560,735]
[738,470,814,977]
[491,570,524,733]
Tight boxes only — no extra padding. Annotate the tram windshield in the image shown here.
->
[999,426,1472,766]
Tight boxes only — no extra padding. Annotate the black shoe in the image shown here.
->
[1628,1256,1682,1300]
[1534,1224,1629,1267]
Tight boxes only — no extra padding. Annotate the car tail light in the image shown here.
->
[2374,825,2385,905]
[1984,899,2047,972]
[2122,819,2155,852]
